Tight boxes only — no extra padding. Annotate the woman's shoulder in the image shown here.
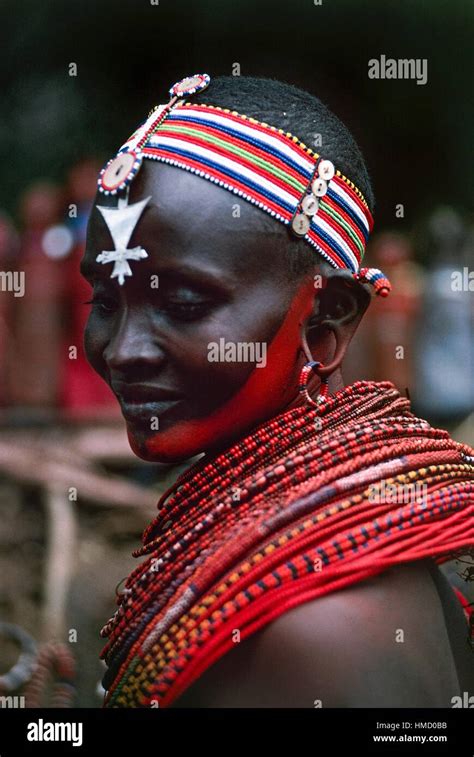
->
[173,559,472,707]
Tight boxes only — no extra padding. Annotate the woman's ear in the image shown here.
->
[304,270,372,376]
[314,272,371,330]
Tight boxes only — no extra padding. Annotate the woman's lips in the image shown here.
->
[111,383,184,423]
[119,398,183,422]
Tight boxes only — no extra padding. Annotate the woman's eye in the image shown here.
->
[83,285,217,320]
[162,286,215,320]
[83,295,118,314]
[164,299,213,320]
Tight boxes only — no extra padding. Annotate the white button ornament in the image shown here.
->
[311,177,328,197]
[301,194,319,216]
[318,159,335,181]
[291,213,311,236]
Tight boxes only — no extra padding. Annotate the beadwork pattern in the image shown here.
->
[122,103,373,275]
[97,73,392,296]
[99,381,474,707]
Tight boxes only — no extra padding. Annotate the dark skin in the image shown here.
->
[82,162,474,707]
[82,163,356,464]
[173,560,472,708]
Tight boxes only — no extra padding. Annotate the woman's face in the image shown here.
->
[82,162,318,463]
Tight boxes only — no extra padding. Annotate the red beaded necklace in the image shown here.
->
[99,380,474,707]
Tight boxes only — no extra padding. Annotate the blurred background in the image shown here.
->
[0,0,472,707]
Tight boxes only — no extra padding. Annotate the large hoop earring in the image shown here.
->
[298,360,329,408]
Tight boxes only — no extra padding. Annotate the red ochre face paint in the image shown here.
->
[131,277,318,463]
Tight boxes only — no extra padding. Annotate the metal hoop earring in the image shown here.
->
[298,360,329,408]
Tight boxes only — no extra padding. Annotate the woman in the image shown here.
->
[82,74,474,707]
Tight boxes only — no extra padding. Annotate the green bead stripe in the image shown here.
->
[108,654,141,704]
[156,122,307,194]
[319,199,365,256]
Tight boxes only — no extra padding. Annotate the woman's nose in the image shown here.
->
[103,311,167,375]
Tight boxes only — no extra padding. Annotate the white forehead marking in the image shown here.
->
[95,194,152,285]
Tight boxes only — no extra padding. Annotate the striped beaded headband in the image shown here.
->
[96,73,390,296]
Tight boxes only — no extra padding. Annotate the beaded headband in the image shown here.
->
[95,73,390,295]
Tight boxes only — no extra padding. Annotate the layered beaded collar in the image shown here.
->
[99,380,474,707]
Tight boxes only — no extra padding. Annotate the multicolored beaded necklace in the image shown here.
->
[99,380,474,707]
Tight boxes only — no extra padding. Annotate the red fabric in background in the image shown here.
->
[59,244,120,420]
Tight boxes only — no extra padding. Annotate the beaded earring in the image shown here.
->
[298,360,329,407]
